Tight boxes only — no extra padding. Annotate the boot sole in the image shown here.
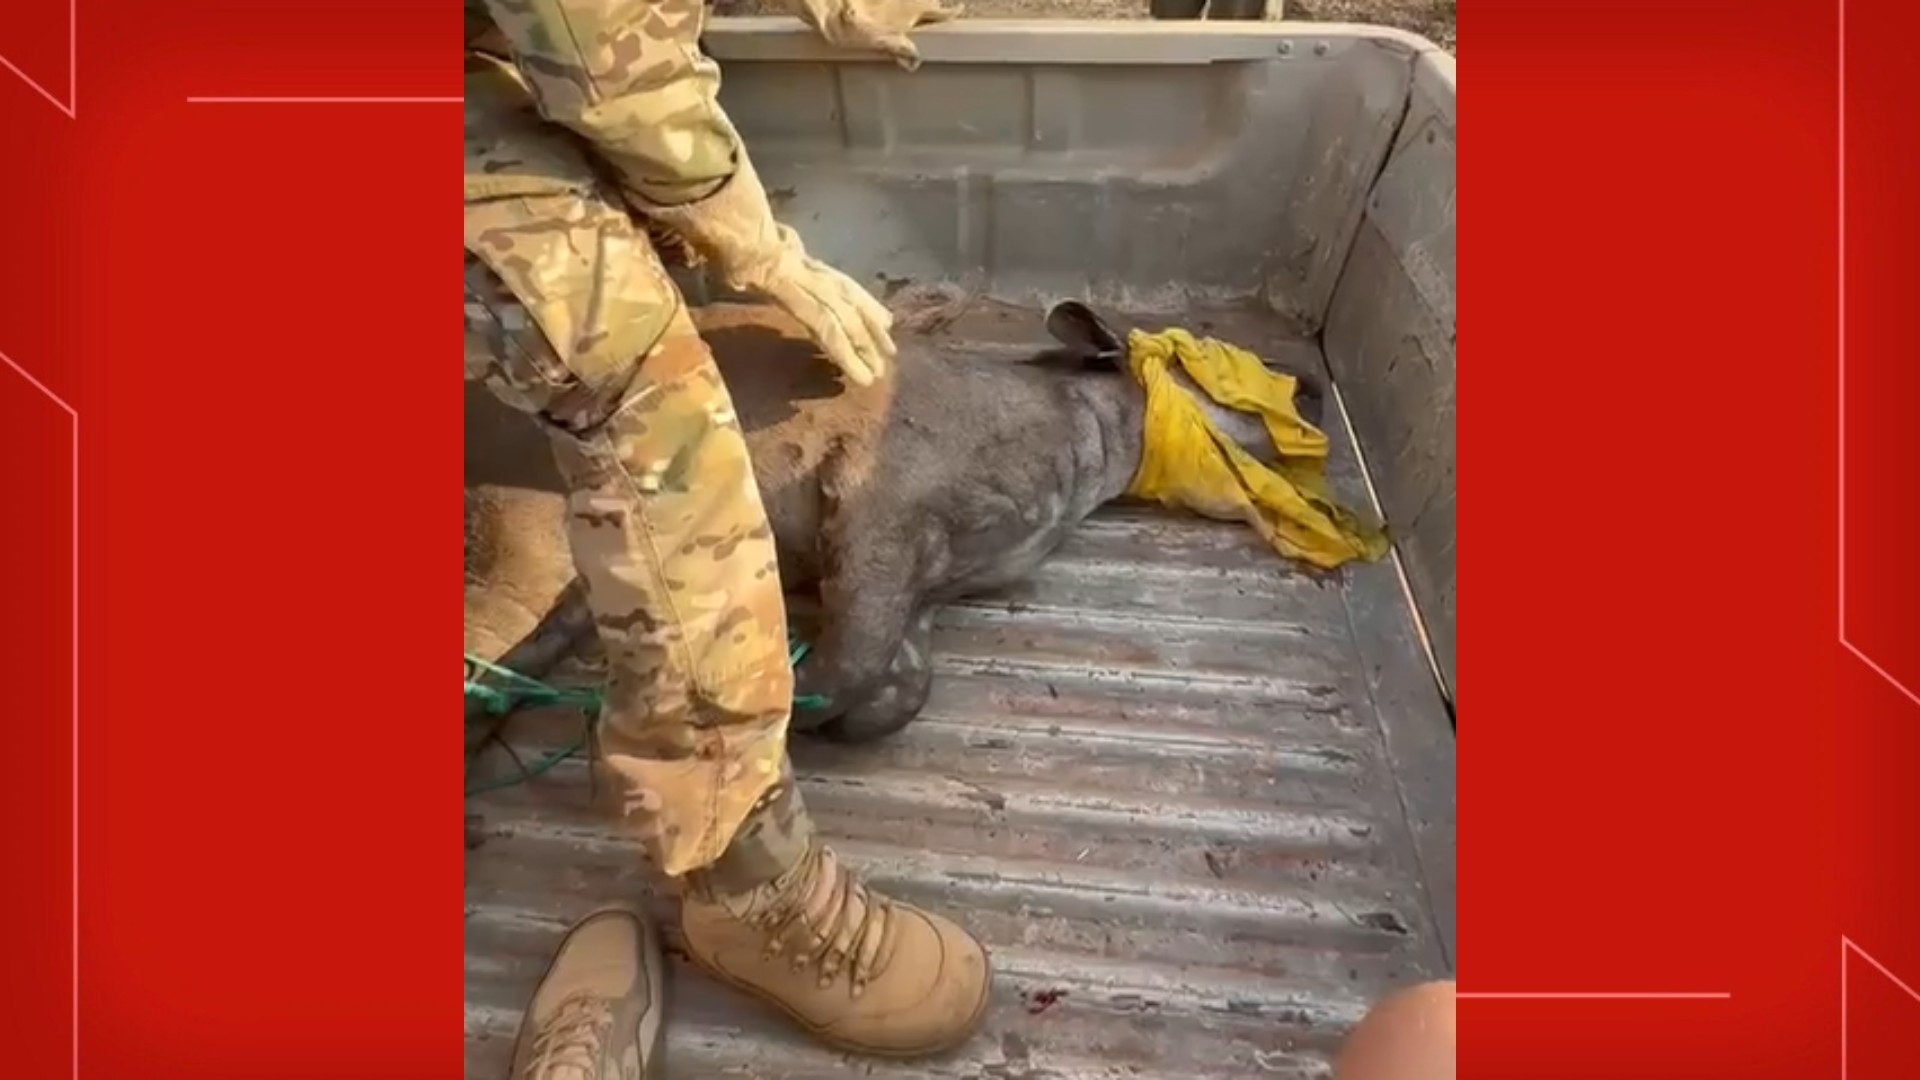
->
[686,948,995,1059]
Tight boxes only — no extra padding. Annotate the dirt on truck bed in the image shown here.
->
[462,303,1455,1080]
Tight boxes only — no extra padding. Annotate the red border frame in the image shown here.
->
[0,2,1913,1075]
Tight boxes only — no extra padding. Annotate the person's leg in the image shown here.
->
[464,51,789,870]
[464,53,988,1063]
[1332,980,1456,1080]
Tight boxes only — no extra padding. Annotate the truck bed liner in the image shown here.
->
[462,304,1454,1080]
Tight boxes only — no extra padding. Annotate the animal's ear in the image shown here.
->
[1044,301,1127,367]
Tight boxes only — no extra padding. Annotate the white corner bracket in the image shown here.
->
[0,0,77,118]
[1841,936,1920,1078]
[1836,0,1919,711]
[0,346,80,1080]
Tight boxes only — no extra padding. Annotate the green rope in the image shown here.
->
[463,739,586,796]
[464,635,827,797]
[464,653,604,714]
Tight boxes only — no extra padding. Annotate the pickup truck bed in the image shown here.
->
[465,21,1455,1080]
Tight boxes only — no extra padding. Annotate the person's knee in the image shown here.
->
[1332,980,1455,1080]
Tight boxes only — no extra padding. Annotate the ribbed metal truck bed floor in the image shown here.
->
[462,306,1456,1080]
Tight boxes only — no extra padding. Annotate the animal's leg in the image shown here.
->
[820,604,938,744]
[463,483,575,665]
[464,580,596,726]
[789,528,923,734]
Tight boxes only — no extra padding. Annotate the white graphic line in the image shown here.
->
[1457,992,1732,1000]
[1837,0,1847,643]
[1842,936,1920,1079]
[185,96,462,104]
[1843,640,1920,708]
[0,350,75,416]
[0,0,76,118]
[1845,937,1920,1002]
[1835,0,1920,709]
[0,347,79,1080]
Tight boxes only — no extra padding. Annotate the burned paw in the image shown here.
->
[788,697,840,734]
[820,693,922,744]
[818,642,933,744]
[787,662,845,733]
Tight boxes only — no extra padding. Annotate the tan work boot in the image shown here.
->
[507,906,666,1080]
[682,840,992,1057]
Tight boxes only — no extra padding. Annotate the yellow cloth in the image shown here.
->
[1124,328,1389,571]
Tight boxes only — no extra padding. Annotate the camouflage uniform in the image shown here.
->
[470,6,996,1057]
[464,0,811,882]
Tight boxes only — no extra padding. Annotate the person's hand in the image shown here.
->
[743,226,895,386]
[640,153,894,386]
[790,0,960,72]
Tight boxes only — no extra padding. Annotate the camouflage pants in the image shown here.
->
[463,54,812,883]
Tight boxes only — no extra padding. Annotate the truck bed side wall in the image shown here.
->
[704,20,1456,700]
[1322,49,1456,698]
[707,21,1404,311]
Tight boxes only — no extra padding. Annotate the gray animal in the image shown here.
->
[464,300,1322,743]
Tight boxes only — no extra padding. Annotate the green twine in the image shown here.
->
[786,638,828,711]
[463,738,586,796]
[464,653,604,715]
[463,635,828,797]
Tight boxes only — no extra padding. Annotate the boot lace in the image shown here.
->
[523,992,614,1080]
[750,845,901,996]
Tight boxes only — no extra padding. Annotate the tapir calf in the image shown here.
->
[463,301,1323,742]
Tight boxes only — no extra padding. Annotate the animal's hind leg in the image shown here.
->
[819,604,937,744]
[788,525,925,736]
[463,481,575,665]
